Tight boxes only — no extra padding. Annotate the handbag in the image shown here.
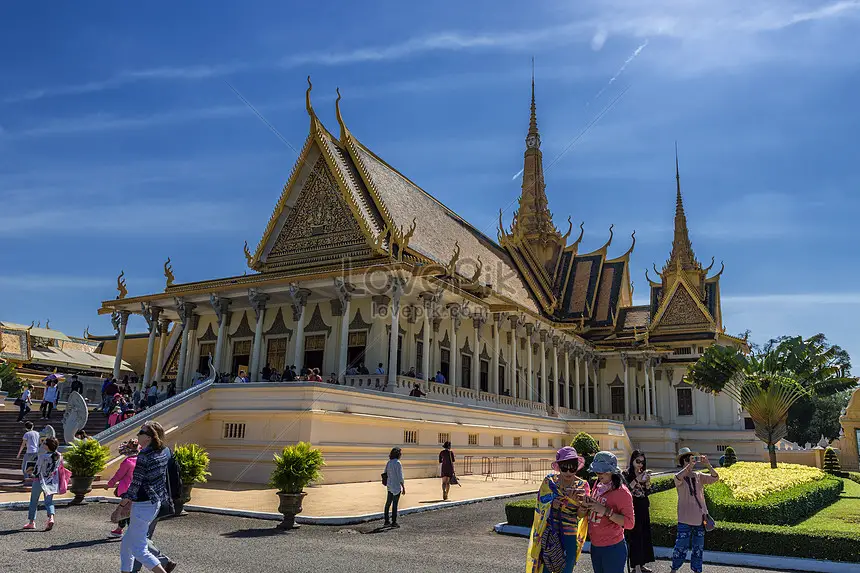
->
[449,473,460,486]
[690,476,717,532]
[14,397,23,406]
[57,461,71,495]
[381,472,388,486]
[111,503,131,524]
[540,505,567,573]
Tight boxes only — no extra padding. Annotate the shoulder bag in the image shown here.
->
[540,505,567,573]
[690,476,716,532]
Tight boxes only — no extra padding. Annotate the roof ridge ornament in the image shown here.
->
[335,86,348,141]
[305,75,314,116]
[243,241,254,268]
[116,271,128,300]
[164,257,175,288]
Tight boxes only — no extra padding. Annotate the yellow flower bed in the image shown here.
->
[718,462,825,501]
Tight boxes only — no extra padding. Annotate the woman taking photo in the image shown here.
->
[670,448,720,573]
[525,446,590,573]
[439,441,455,501]
[623,450,655,573]
[117,421,171,573]
[22,436,62,531]
[582,451,635,573]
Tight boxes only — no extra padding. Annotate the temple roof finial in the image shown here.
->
[664,142,701,273]
[529,57,538,137]
[305,76,314,116]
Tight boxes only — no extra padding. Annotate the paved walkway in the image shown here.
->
[2,475,538,517]
[0,496,789,573]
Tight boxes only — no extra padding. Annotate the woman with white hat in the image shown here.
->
[525,446,590,573]
[582,451,635,573]
[670,447,720,573]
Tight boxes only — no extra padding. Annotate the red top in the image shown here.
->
[587,481,635,547]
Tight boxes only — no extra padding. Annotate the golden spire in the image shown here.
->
[664,143,700,273]
[528,57,539,140]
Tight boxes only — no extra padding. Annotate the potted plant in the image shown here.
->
[269,441,325,530]
[172,443,211,515]
[63,438,111,504]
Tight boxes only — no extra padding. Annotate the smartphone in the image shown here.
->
[692,455,702,463]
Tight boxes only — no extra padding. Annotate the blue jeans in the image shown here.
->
[28,480,55,521]
[120,501,161,572]
[672,523,706,573]
[590,539,628,573]
[561,533,579,573]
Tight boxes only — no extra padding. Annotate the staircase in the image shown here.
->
[0,407,108,474]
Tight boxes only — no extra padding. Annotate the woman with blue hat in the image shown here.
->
[525,446,590,573]
[581,451,635,573]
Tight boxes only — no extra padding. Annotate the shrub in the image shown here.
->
[172,444,212,485]
[0,361,24,398]
[570,432,599,478]
[269,441,325,494]
[823,447,841,474]
[723,446,737,467]
[717,462,825,501]
[649,475,675,494]
[505,498,536,528]
[704,476,843,525]
[64,438,111,477]
[848,472,860,486]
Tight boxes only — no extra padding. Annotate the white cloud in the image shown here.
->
[591,29,608,51]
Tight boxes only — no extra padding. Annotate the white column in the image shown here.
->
[668,370,677,423]
[491,315,501,394]
[651,363,658,418]
[210,295,232,374]
[644,359,652,421]
[249,289,269,382]
[508,317,519,399]
[388,278,405,388]
[420,294,433,382]
[182,314,199,389]
[622,354,630,419]
[174,299,196,388]
[709,392,717,426]
[593,359,601,415]
[142,305,162,386]
[111,310,130,379]
[471,315,483,391]
[154,318,170,383]
[575,350,582,411]
[335,279,354,382]
[525,325,535,401]
[289,285,311,372]
[551,336,560,409]
[447,304,460,387]
[563,343,571,410]
[539,330,548,405]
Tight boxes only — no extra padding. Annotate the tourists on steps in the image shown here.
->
[22,436,62,531]
[438,441,456,500]
[583,451,635,573]
[623,450,655,573]
[670,448,720,573]
[40,380,58,420]
[383,447,406,527]
[118,421,173,573]
[15,384,34,422]
[526,446,590,573]
[17,421,41,481]
[105,439,140,538]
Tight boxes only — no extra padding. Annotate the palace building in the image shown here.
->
[96,78,756,481]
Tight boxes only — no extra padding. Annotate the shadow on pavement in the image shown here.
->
[360,525,395,534]
[26,538,117,552]
[222,527,289,538]
[419,499,445,504]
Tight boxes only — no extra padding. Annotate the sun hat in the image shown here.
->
[676,447,699,463]
[118,439,139,456]
[552,446,584,472]
[588,451,622,474]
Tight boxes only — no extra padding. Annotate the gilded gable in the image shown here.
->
[268,156,368,263]
[659,286,711,328]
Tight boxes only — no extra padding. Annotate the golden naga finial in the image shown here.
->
[619,230,636,260]
[497,209,508,242]
[561,216,573,242]
[45,319,50,329]
[84,325,90,339]
[305,75,314,115]
[29,321,34,328]
[370,224,389,253]
[116,270,128,300]
[335,86,348,139]
[652,263,663,280]
[243,241,253,268]
[703,256,715,273]
[710,261,725,279]
[390,217,417,261]
[645,268,657,285]
[36,320,41,328]
[446,241,461,276]
[470,256,483,283]
[164,257,175,288]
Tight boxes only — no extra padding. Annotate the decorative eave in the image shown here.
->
[648,266,715,333]
[605,230,635,264]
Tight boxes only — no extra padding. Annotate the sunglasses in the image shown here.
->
[137,429,152,437]
[558,464,578,473]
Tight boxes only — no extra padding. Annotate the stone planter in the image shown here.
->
[173,483,194,516]
[69,476,94,504]
[276,492,307,530]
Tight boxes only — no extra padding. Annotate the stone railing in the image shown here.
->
[343,374,388,391]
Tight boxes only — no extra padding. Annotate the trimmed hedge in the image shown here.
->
[505,498,536,528]
[704,476,843,525]
[649,475,674,494]
[848,472,860,486]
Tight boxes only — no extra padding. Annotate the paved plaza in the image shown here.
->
[0,496,790,573]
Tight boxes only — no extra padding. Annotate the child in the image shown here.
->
[23,437,62,531]
[105,439,139,538]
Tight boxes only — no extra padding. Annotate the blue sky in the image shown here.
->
[1,1,859,364]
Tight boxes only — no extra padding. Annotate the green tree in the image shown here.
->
[570,432,599,478]
[723,446,737,467]
[0,361,24,398]
[687,334,857,468]
[787,390,853,446]
[823,447,841,474]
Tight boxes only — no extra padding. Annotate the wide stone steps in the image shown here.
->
[0,408,108,470]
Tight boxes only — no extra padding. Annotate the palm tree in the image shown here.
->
[686,335,856,468]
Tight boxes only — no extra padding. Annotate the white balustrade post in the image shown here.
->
[112,310,131,380]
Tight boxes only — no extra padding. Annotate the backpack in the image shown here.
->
[156,449,182,519]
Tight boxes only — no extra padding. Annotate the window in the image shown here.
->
[547,439,554,448]
[416,341,424,375]
[498,365,506,395]
[611,386,625,414]
[532,437,539,447]
[479,359,489,392]
[222,422,246,440]
[673,347,693,356]
[461,354,472,388]
[716,445,727,452]
[468,433,478,446]
[403,430,418,444]
[655,370,662,381]
[697,346,705,354]
[677,388,694,416]
[513,436,522,447]
[438,432,450,445]
[347,330,367,369]
[440,348,451,382]
[494,435,503,447]
[266,337,288,374]
[744,417,755,430]
[197,342,215,375]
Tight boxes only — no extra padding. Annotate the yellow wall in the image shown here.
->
[97,334,151,378]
